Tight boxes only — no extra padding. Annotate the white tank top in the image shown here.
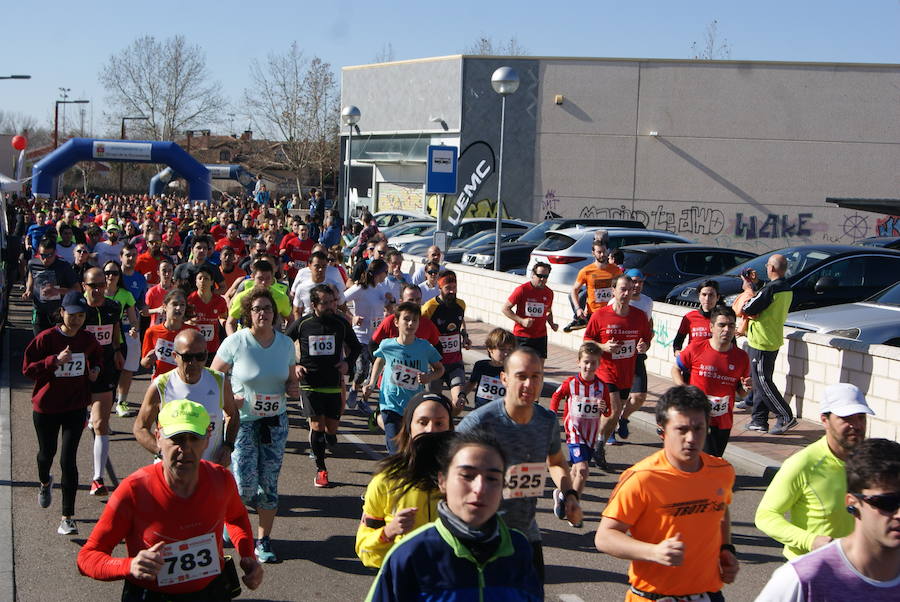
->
[154,368,226,461]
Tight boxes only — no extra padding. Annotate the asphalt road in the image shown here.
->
[5,298,787,601]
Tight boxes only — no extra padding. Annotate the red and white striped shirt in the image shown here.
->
[550,375,610,446]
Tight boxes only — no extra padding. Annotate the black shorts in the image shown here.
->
[604,382,630,400]
[302,390,343,420]
[631,353,647,394]
[515,336,547,359]
[428,362,466,394]
[89,355,120,394]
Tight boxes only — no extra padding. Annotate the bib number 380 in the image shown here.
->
[503,462,547,499]
[157,532,220,586]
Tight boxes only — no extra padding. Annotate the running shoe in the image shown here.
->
[606,434,619,446]
[552,488,567,520]
[747,421,769,433]
[57,518,78,535]
[255,536,277,563]
[314,470,330,488]
[115,400,136,418]
[594,444,610,472]
[563,316,587,333]
[39,477,53,509]
[617,418,630,440]
[90,479,108,497]
[770,417,798,435]
[735,400,751,410]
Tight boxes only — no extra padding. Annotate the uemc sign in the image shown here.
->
[444,141,495,227]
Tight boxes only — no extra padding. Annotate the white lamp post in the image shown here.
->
[341,105,361,222]
[491,67,519,271]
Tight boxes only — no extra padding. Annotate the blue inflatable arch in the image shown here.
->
[32,138,211,202]
[149,164,255,197]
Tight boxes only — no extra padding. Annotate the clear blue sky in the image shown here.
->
[3,0,898,134]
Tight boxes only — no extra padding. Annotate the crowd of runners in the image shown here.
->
[10,189,898,600]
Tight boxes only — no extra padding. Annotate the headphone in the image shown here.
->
[656,426,664,437]
[846,505,859,517]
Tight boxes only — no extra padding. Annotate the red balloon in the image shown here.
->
[11,135,27,151]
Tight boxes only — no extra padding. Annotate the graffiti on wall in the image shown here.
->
[579,203,725,235]
[542,190,561,219]
[377,182,423,212]
[876,215,900,237]
[732,212,814,240]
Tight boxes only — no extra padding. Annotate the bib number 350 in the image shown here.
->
[157,532,220,586]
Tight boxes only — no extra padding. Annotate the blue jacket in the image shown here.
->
[320,225,341,248]
[365,517,542,602]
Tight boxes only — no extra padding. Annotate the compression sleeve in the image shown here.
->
[76,478,136,581]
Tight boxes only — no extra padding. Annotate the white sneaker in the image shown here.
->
[57,518,78,535]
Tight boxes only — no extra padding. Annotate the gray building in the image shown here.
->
[341,55,900,250]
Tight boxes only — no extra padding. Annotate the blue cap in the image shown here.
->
[625,268,644,280]
[61,291,89,314]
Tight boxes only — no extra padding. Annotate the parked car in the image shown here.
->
[527,226,694,286]
[620,244,757,301]
[785,281,900,346]
[373,210,431,229]
[343,219,436,261]
[665,245,900,312]
[396,218,533,254]
[443,230,523,263]
[852,236,900,250]
[463,243,536,272]
[457,217,646,273]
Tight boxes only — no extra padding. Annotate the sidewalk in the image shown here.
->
[463,319,824,476]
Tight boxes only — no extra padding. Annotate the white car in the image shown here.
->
[527,226,694,286]
[373,210,431,229]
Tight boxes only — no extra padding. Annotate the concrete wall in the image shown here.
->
[407,256,900,441]
[533,59,900,251]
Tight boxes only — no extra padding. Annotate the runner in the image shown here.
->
[417,260,441,303]
[356,393,454,568]
[187,266,228,357]
[225,259,291,335]
[290,251,345,319]
[409,245,444,285]
[141,289,198,378]
[211,287,299,564]
[672,306,751,457]
[134,229,166,285]
[502,262,558,360]
[462,327,515,409]
[583,274,651,472]
[23,292,103,535]
[134,329,239,465]
[366,430,542,601]
[617,268,654,443]
[81,267,125,497]
[174,235,224,294]
[23,236,78,335]
[566,234,621,332]
[362,302,444,454]
[145,258,176,326]
[457,348,583,581]
[549,341,609,524]
[672,279,720,354]
[370,284,440,350]
[286,284,362,488]
[595,385,739,602]
[77,400,264,599]
[377,249,408,307]
[421,270,470,412]
[102,260,140,418]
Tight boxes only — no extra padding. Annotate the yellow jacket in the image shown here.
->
[355,471,441,568]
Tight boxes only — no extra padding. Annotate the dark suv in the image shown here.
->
[620,244,757,301]
[665,245,900,311]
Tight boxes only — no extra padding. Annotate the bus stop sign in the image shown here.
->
[426,145,457,195]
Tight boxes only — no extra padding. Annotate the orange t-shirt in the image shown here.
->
[187,292,228,353]
[141,323,199,377]
[134,252,162,285]
[604,449,735,597]
[575,263,623,313]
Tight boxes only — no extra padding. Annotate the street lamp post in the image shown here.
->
[120,116,149,192]
[54,99,89,149]
[0,75,31,80]
[341,105,361,223]
[490,67,520,271]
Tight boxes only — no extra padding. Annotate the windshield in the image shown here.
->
[867,281,900,306]
[517,221,554,244]
[621,249,652,269]
[723,247,837,282]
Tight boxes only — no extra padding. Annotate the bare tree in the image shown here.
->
[0,110,52,148]
[373,42,395,63]
[465,35,528,56]
[691,20,732,60]
[99,35,226,141]
[303,58,341,192]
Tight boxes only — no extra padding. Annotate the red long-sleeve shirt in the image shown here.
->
[77,461,254,595]
[23,327,103,413]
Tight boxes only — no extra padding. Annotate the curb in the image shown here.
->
[1,327,16,601]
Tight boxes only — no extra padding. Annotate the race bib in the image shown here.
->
[250,393,284,417]
[309,334,336,356]
[391,364,422,391]
[503,463,548,499]
[708,395,730,417]
[85,324,114,346]
[155,338,176,365]
[524,301,545,318]
[198,323,216,342]
[54,353,85,378]
[477,375,505,401]
[157,532,221,587]
[611,340,635,360]
[594,287,612,304]
[439,334,461,355]
[571,396,605,418]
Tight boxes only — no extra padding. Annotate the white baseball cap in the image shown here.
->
[819,383,875,417]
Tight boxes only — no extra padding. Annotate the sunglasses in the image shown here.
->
[75,249,88,253]
[104,271,121,277]
[426,270,440,275]
[534,273,550,279]
[852,492,900,514]
[175,350,208,363]
[39,252,54,258]
[84,282,105,289]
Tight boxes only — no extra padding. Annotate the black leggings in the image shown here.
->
[33,409,86,516]
[704,427,731,457]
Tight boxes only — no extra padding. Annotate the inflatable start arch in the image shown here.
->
[149,163,255,197]
[32,138,211,202]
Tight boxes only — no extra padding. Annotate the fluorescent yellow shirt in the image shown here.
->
[228,285,292,320]
[755,436,854,559]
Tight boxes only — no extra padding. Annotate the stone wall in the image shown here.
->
[406,257,900,441]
